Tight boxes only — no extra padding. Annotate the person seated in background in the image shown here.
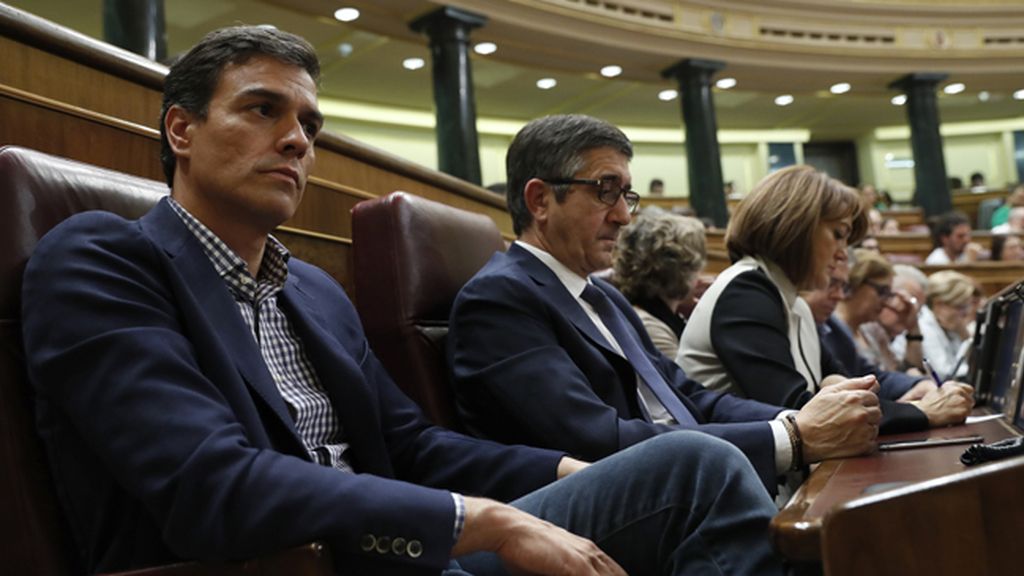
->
[648,177,664,196]
[862,264,928,372]
[678,165,967,434]
[907,271,983,380]
[611,208,707,357]
[991,234,1024,261]
[992,206,1024,234]
[990,184,1024,229]
[879,217,901,235]
[969,171,987,192]
[803,260,972,419]
[877,190,895,210]
[925,211,984,264]
[823,253,935,401]
[21,27,783,576]
[449,114,883,498]
[836,250,922,373]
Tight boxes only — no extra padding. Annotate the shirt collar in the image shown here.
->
[167,197,290,297]
[515,240,591,298]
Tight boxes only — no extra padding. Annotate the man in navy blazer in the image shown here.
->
[21,27,785,576]
[449,114,884,493]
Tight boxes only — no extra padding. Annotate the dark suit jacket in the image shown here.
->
[448,243,783,491]
[21,199,562,575]
[819,315,922,401]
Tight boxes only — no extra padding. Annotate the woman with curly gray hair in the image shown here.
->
[612,207,706,356]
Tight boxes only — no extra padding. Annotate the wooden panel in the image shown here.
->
[879,208,924,229]
[821,454,1024,576]
[773,416,1020,563]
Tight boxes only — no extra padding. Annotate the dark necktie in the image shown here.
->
[580,283,696,425]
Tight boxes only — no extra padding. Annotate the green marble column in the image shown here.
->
[410,7,486,185]
[103,0,166,62]
[888,73,952,216]
[662,59,728,227]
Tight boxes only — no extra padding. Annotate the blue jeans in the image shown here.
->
[453,431,784,575]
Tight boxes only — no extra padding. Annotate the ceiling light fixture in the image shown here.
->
[978,91,991,102]
[337,42,353,57]
[716,77,737,89]
[943,82,966,95]
[658,89,678,101]
[774,94,794,106]
[536,78,557,90]
[830,82,851,95]
[473,42,497,55]
[1014,89,1024,100]
[600,65,622,78]
[402,57,425,71]
[333,7,360,22]
[891,94,907,106]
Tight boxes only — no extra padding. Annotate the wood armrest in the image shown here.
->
[101,543,333,576]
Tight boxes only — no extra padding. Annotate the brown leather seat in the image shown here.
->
[0,146,331,575]
[351,191,506,430]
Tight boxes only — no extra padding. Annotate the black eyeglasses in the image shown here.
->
[542,176,641,214]
[865,281,893,300]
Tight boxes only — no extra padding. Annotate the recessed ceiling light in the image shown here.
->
[774,94,794,106]
[536,78,557,90]
[402,57,425,71]
[333,7,360,22]
[658,89,679,101]
[337,42,353,58]
[1014,89,1024,100]
[716,77,737,90]
[600,65,622,78]
[978,90,991,102]
[891,94,907,106]
[943,82,966,95]
[829,82,851,95]
[473,42,497,55]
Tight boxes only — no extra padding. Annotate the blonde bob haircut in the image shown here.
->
[848,249,893,291]
[926,270,980,308]
[726,165,867,288]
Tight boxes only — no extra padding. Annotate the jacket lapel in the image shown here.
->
[508,244,624,359]
[277,274,390,476]
[139,199,304,449]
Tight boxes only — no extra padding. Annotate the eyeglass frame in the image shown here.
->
[541,176,641,214]
[863,280,894,300]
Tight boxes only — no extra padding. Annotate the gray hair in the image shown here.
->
[892,263,929,292]
[613,207,706,302]
[506,114,633,235]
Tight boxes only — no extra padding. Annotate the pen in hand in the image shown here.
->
[922,357,944,387]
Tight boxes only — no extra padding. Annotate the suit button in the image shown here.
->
[391,537,407,555]
[375,536,391,554]
[359,534,376,552]
[407,539,423,558]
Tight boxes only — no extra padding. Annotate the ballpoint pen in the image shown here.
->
[922,357,944,387]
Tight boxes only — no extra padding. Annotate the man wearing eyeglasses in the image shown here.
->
[448,114,885,501]
[804,260,974,426]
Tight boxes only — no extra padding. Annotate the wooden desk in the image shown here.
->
[772,416,1021,562]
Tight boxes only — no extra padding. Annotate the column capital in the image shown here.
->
[410,6,486,37]
[888,73,949,91]
[661,59,726,81]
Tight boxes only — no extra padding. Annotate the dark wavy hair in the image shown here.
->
[159,26,320,187]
